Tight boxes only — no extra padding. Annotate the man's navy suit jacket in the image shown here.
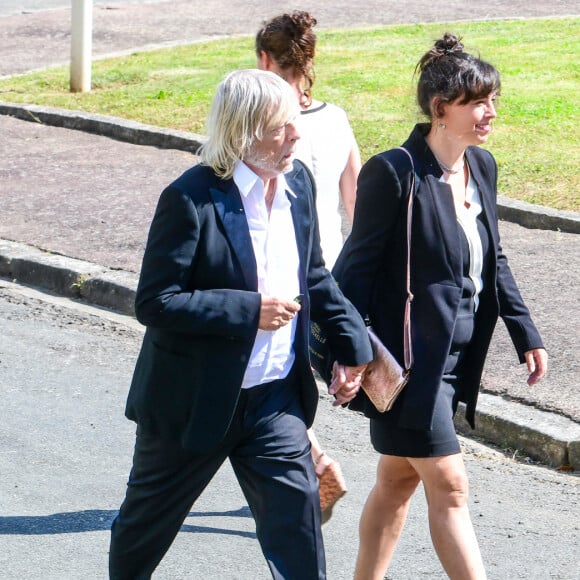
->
[125,160,372,453]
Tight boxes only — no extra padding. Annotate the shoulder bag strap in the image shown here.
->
[396,147,415,371]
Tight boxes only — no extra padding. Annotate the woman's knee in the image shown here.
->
[439,471,469,507]
[375,456,420,500]
[417,456,470,508]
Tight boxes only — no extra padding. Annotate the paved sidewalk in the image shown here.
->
[1,0,577,77]
[0,0,579,469]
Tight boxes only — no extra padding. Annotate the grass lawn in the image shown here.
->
[0,18,578,211]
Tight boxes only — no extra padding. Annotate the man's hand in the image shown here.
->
[525,348,548,386]
[328,362,368,406]
[258,295,301,331]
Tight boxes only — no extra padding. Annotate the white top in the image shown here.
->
[233,161,300,389]
[295,102,356,269]
[453,173,485,311]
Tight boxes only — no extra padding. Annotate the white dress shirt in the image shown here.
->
[233,161,301,389]
[453,172,485,310]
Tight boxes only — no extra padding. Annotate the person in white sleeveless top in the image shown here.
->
[256,10,361,523]
[297,102,359,267]
[257,11,361,270]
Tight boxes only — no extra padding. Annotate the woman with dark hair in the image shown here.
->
[335,33,548,579]
[256,11,362,523]
[256,11,361,270]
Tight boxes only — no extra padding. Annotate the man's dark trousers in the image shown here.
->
[109,370,326,579]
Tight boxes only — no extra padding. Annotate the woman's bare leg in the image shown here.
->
[354,455,420,580]
[409,453,486,580]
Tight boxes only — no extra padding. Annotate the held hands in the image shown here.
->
[258,295,301,331]
[328,362,368,407]
[525,348,548,386]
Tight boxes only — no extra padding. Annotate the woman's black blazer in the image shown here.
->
[335,124,544,430]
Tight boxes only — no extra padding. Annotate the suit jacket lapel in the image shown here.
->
[422,174,463,285]
[209,181,258,291]
[287,188,310,294]
[465,148,499,248]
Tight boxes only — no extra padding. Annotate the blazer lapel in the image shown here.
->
[465,148,499,248]
[287,188,310,294]
[209,182,258,291]
[421,175,463,285]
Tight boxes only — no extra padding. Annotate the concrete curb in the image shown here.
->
[454,399,580,469]
[0,237,577,470]
[1,100,579,234]
[0,101,206,154]
[497,195,580,234]
[0,239,138,314]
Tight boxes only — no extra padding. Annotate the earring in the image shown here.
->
[438,122,446,129]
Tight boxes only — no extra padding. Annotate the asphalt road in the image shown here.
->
[0,280,578,579]
[0,0,166,17]
[1,0,578,76]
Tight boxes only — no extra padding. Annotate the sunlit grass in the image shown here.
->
[1,18,578,210]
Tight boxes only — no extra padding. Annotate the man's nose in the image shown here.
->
[287,121,301,141]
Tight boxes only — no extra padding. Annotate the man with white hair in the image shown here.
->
[109,69,372,579]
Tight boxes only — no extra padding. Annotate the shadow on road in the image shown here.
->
[0,506,254,537]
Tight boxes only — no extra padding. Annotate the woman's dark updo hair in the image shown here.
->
[416,33,501,120]
[255,11,317,98]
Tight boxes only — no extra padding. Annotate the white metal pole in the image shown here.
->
[70,0,93,93]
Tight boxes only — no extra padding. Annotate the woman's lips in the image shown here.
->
[475,123,492,134]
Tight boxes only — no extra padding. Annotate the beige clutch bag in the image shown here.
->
[361,327,409,413]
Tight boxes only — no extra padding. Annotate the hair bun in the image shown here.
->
[434,33,464,56]
[417,32,464,73]
[289,10,317,36]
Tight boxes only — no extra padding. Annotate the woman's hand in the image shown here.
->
[524,348,548,385]
[328,362,367,406]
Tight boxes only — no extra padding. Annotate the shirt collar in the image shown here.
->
[233,160,297,199]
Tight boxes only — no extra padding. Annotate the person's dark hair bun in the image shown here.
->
[434,33,464,56]
[417,33,464,73]
[287,10,317,39]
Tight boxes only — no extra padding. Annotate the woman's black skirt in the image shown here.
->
[370,294,475,458]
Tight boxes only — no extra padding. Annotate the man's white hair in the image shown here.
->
[199,69,299,179]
